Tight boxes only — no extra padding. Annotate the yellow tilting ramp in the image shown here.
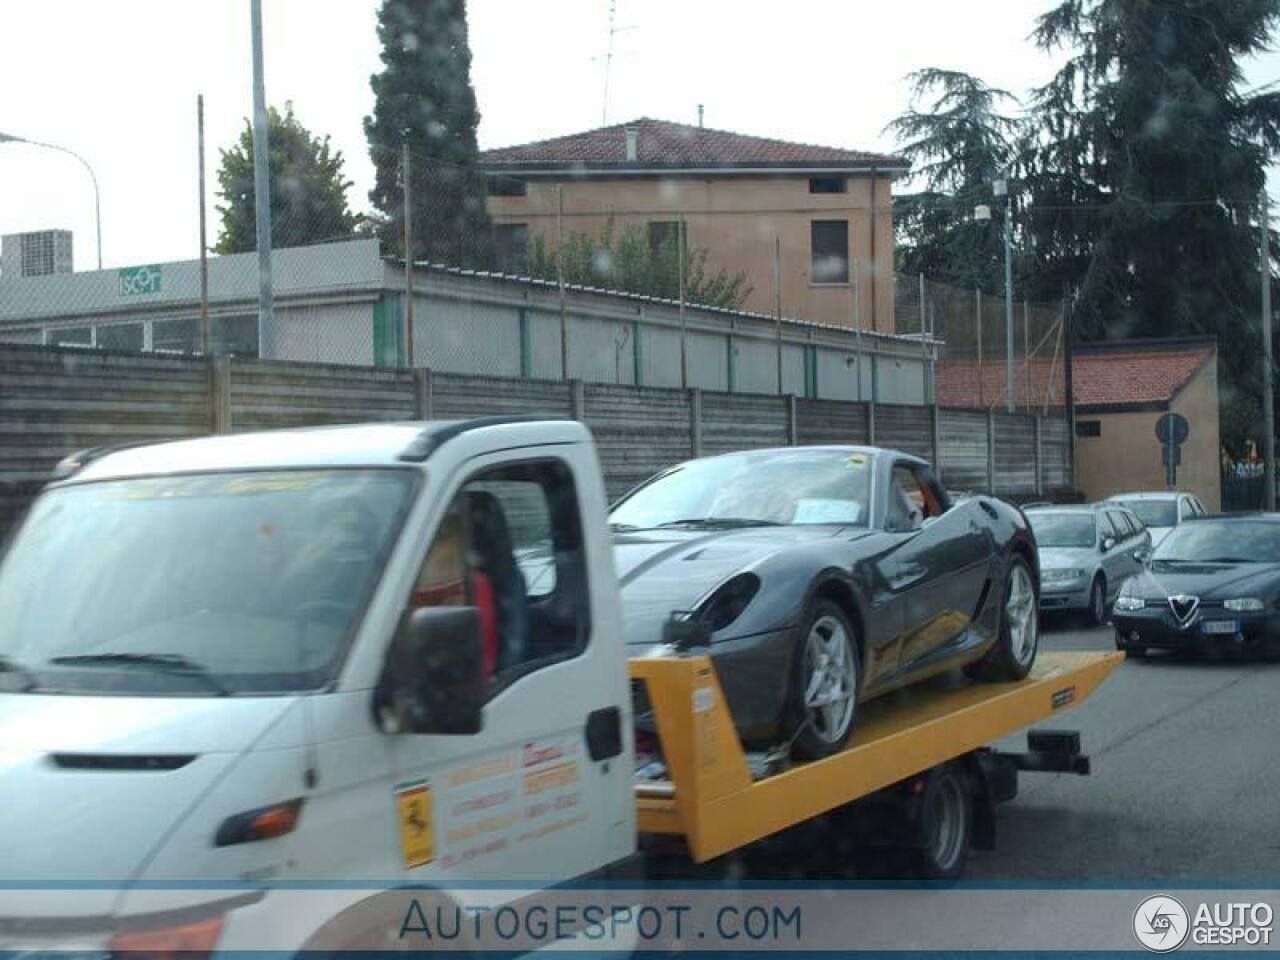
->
[630,650,1122,862]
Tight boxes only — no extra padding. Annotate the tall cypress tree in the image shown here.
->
[1022,0,1280,450]
[364,0,491,267]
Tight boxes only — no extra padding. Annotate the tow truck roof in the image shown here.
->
[58,418,587,484]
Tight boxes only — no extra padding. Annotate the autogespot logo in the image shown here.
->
[1134,895,1191,952]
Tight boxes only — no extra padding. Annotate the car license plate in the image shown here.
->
[1201,620,1240,635]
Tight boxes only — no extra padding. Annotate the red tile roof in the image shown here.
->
[479,118,906,172]
[934,340,1214,410]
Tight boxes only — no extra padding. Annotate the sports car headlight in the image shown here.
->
[699,573,761,633]
[1114,595,1145,611]
[1042,568,1084,583]
[1224,597,1265,612]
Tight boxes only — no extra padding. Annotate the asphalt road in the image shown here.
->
[966,616,1280,883]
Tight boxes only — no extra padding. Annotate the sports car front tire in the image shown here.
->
[784,600,860,760]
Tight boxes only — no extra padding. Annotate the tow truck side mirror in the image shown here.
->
[373,606,485,736]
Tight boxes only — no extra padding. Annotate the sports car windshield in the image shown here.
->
[610,450,872,529]
[0,469,412,695]
[1027,512,1096,548]
[1152,521,1280,563]
[1114,500,1177,527]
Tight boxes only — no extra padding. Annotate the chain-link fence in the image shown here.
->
[0,148,1067,420]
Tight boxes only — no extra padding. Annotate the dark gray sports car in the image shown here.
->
[610,446,1040,759]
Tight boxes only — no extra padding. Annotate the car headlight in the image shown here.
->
[1114,595,1145,611]
[698,573,761,632]
[1224,597,1265,612]
[1042,568,1084,583]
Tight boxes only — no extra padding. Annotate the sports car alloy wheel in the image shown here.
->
[803,614,858,747]
[1006,563,1038,669]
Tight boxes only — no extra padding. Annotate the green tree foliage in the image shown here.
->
[521,222,752,310]
[1022,0,1280,450]
[364,0,491,267]
[214,104,356,254]
[886,69,1023,292]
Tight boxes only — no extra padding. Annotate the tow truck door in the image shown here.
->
[383,443,631,888]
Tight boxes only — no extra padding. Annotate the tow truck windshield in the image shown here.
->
[0,469,413,695]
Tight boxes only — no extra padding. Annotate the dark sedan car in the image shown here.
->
[1112,514,1280,661]
[609,446,1040,760]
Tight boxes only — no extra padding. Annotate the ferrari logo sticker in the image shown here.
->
[396,779,434,868]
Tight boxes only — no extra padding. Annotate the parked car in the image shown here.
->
[1025,503,1151,625]
[608,446,1040,759]
[1113,514,1280,660]
[1107,491,1208,547]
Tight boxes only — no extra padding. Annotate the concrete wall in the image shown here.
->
[486,174,897,333]
[1073,359,1221,510]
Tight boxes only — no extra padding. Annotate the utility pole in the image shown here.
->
[402,144,415,367]
[1262,190,1275,510]
[197,94,210,356]
[774,237,783,393]
[997,179,1015,412]
[250,0,275,357]
[678,219,687,389]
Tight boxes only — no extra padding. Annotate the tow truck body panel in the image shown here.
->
[632,650,1121,862]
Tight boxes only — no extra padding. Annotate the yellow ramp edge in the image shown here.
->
[631,650,1122,862]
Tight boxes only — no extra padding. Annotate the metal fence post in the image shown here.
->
[571,379,586,422]
[211,354,232,434]
[787,394,798,446]
[690,387,703,457]
[986,408,996,494]
[1034,415,1044,496]
[931,403,942,480]
[867,397,877,446]
[414,367,432,419]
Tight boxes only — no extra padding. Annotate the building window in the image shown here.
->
[809,176,847,194]
[1075,419,1102,438]
[487,176,527,198]
[214,315,260,357]
[647,220,685,256]
[494,223,530,274]
[97,323,144,352]
[811,220,849,284]
[47,326,93,348]
[152,317,199,354]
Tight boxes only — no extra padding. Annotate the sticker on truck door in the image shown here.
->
[395,778,435,868]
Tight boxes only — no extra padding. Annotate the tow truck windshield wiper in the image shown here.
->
[1203,556,1254,564]
[0,655,39,692]
[655,517,781,529]
[49,652,229,696]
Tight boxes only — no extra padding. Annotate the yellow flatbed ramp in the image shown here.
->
[630,650,1122,862]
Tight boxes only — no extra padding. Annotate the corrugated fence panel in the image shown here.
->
[795,399,870,446]
[873,404,933,460]
[701,392,789,456]
[938,409,989,492]
[1041,415,1072,490]
[994,412,1037,494]
[0,344,212,532]
[432,373,573,420]
[584,384,692,501]
[230,359,417,432]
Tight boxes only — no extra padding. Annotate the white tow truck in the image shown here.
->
[0,418,1119,953]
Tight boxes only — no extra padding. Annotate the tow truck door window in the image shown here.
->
[386,452,612,887]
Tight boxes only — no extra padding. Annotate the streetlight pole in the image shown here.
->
[995,178,1016,412]
[0,132,103,270]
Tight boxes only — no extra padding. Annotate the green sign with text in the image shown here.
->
[118,264,162,297]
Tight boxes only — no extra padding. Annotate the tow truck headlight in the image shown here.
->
[1042,568,1083,583]
[1114,595,1145,611]
[1224,597,1265,612]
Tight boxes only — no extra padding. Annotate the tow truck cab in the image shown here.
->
[0,419,637,952]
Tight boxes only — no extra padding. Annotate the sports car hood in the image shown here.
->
[613,525,860,647]
[1128,562,1280,601]
[0,693,295,907]
[1038,546,1096,571]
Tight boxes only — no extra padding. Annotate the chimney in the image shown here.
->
[697,104,704,128]
[624,127,638,162]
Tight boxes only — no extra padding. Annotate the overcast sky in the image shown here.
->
[2,0,1278,271]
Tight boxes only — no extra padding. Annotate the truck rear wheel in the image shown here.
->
[911,766,972,880]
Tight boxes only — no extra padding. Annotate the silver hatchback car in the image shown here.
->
[1025,503,1152,624]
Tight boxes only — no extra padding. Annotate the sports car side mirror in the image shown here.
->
[664,611,711,651]
[1102,537,1116,552]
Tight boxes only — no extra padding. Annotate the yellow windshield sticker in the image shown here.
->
[847,454,871,469]
[396,779,435,869]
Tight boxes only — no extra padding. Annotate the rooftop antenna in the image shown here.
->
[601,0,618,125]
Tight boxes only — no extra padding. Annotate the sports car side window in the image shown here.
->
[888,465,932,531]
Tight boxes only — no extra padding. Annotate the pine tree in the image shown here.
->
[1023,0,1280,450]
[364,0,491,267]
[214,103,356,254]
